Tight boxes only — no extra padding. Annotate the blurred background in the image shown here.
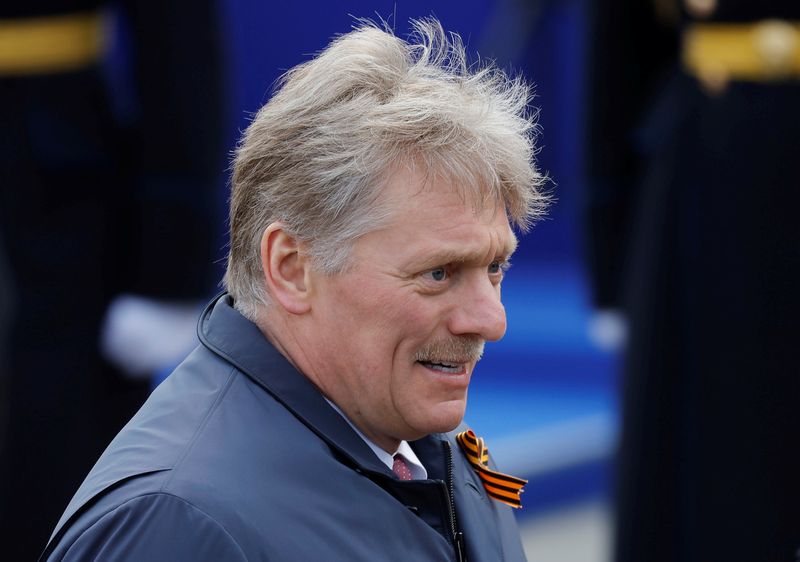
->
[2,1,799,561]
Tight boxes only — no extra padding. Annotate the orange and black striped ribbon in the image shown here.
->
[455,430,527,509]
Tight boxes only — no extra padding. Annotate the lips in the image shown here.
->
[417,360,466,374]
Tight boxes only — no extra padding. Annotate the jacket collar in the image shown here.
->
[198,293,418,479]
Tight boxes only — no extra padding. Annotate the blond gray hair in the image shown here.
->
[224,18,548,321]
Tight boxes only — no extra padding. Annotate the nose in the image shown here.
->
[447,275,507,342]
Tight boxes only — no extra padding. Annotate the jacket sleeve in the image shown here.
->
[50,494,248,562]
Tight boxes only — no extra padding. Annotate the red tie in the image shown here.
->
[392,454,413,481]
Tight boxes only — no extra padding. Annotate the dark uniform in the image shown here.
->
[586,1,800,561]
[0,1,223,558]
[588,0,800,562]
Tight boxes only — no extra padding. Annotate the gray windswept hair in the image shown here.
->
[224,17,548,321]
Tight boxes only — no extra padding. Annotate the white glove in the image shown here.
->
[100,294,201,379]
[587,308,628,353]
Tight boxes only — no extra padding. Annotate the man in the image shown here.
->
[42,18,547,561]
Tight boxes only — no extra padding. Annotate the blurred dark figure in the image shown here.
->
[0,1,223,558]
[585,1,800,561]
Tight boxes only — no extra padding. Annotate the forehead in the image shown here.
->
[355,167,517,264]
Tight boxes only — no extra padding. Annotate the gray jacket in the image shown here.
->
[42,294,527,561]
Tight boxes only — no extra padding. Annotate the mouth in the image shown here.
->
[416,360,467,375]
[413,336,484,378]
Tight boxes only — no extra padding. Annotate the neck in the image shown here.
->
[257,308,403,454]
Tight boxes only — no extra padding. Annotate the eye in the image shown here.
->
[422,266,448,282]
[488,260,509,275]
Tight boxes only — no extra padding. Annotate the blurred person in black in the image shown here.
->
[0,1,223,558]
[585,1,800,561]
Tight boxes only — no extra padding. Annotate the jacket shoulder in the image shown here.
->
[45,492,248,562]
[47,347,241,549]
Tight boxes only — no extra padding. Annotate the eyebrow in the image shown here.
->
[419,234,519,268]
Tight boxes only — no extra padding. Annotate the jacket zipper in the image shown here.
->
[443,441,467,562]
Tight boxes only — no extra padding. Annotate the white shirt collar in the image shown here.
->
[324,398,428,480]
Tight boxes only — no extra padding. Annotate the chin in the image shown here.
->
[421,401,467,434]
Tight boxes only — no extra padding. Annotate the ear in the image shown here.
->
[260,223,312,315]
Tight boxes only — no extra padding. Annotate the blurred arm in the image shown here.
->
[583,0,676,310]
[120,0,225,299]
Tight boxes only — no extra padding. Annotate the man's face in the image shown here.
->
[305,169,516,452]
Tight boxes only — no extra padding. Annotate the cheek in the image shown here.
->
[383,298,441,365]
[328,277,441,367]
[351,287,431,334]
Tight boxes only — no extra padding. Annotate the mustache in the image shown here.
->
[413,336,485,364]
